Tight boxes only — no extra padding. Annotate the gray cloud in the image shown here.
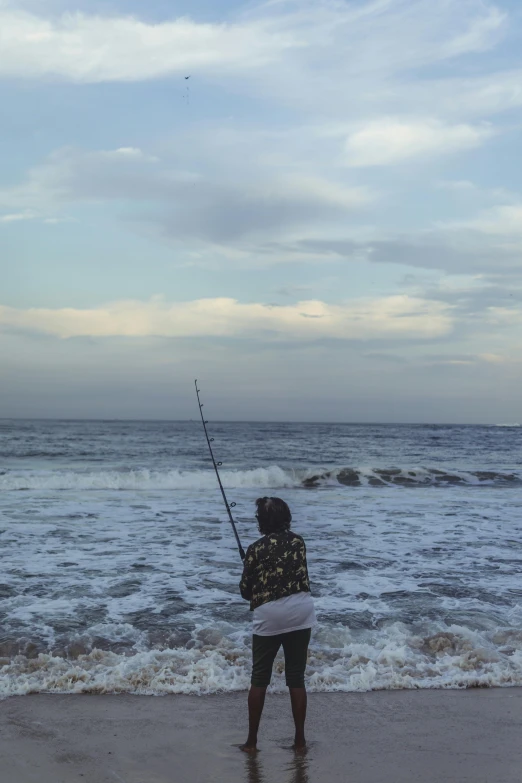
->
[157,186,345,244]
[0,145,371,244]
[3,144,521,325]
[294,236,522,275]
[361,352,408,364]
[1,328,520,422]
[422,283,522,309]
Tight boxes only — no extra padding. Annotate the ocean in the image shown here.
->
[1,419,521,697]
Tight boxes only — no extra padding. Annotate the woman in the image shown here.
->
[239,496,316,753]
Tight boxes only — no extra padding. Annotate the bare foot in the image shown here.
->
[293,739,307,753]
[240,743,258,754]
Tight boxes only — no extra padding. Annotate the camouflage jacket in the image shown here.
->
[239,530,311,611]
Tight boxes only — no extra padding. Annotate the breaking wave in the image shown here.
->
[302,467,522,488]
[1,623,522,697]
[1,465,520,491]
[0,466,295,491]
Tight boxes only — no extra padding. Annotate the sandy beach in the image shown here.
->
[1,688,521,782]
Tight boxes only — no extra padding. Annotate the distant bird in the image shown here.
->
[185,76,191,80]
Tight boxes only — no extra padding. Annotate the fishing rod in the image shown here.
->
[194,380,246,561]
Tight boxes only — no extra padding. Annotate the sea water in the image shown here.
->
[1,419,521,696]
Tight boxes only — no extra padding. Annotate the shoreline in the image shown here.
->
[2,688,522,782]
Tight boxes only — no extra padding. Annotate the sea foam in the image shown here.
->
[2,623,522,698]
[2,465,520,491]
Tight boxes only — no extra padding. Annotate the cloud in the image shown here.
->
[435,181,519,205]
[4,140,520,281]
[0,145,372,243]
[436,180,478,192]
[104,147,159,162]
[0,211,37,223]
[276,174,371,209]
[154,175,371,244]
[0,0,506,97]
[440,4,505,57]
[456,205,522,236]
[221,0,508,120]
[0,4,300,82]
[344,119,493,166]
[427,69,522,117]
[477,352,512,363]
[287,233,522,278]
[0,209,67,224]
[0,1,518,292]
[3,140,519,287]
[0,295,454,341]
[486,306,522,326]
[42,216,74,224]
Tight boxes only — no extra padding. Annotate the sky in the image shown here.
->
[0,0,521,422]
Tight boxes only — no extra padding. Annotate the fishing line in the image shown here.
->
[195,380,246,561]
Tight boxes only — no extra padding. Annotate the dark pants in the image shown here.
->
[251,628,311,688]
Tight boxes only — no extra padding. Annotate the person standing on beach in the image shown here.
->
[239,496,316,753]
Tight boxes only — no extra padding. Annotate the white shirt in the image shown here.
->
[252,591,317,637]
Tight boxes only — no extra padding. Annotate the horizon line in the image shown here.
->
[0,417,519,427]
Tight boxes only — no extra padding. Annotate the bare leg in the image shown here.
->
[241,685,267,753]
[289,687,307,750]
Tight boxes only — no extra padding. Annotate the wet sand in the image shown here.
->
[1,689,522,782]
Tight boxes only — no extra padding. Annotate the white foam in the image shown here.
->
[2,439,521,699]
[1,623,522,697]
[0,466,298,491]
[2,464,519,491]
